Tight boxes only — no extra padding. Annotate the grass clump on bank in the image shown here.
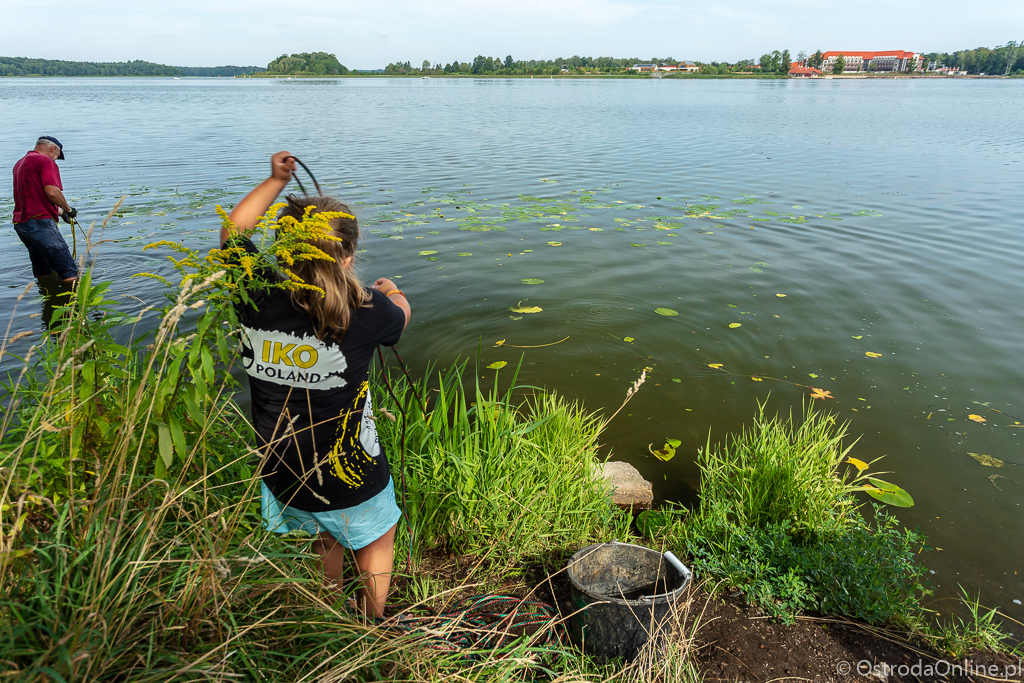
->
[375,361,630,563]
[649,402,930,625]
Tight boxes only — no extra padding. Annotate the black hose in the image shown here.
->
[283,155,323,196]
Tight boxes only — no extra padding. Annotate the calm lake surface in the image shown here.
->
[2,77,1022,627]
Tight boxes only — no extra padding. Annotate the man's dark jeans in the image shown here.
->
[13,217,78,280]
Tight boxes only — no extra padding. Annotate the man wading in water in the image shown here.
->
[12,136,79,285]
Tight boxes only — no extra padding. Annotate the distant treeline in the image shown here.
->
[0,57,262,77]
[385,55,680,75]
[923,42,1021,75]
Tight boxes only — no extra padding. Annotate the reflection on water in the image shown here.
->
[1,77,1023,626]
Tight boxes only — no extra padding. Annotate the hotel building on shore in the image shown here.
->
[820,50,922,73]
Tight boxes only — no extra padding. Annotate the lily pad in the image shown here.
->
[418,250,438,256]
[509,303,542,314]
[547,241,562,247]
[457,252,472,257]
[864,478,914,507]
[520,278,545,285]
[649,438,681,462]
[655,308,679,317]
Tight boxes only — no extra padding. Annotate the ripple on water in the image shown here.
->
[567,296,640,326]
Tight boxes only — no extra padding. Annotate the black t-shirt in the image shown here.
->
[230,237,405,512]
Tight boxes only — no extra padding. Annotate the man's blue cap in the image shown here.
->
[39,135,65,160]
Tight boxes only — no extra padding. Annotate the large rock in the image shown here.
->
[598,461,653,511]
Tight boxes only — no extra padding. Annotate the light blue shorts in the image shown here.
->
[261,478,402,550]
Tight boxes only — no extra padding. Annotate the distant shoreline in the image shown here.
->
[1,73,1017,80]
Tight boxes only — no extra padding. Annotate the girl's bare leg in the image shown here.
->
[312,532,348,601]
[312,525,397,619]
[353,523,397,619]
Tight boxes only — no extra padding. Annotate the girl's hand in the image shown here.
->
[373,278,411,329]
[372,277,397,295]
[271,151,296,182]
[224,151,298,243]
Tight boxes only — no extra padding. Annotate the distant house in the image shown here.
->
[630,63,658,72]
[789,63,822,77]
[678,61,699,72]
[659,63,678,71]
[820,50,921,73]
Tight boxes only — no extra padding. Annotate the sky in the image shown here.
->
[3,0,1020,69]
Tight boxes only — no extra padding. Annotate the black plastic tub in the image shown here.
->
[567,541,692,661]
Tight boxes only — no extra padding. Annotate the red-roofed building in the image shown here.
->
[789,63,822,77]
[821,50,921,73]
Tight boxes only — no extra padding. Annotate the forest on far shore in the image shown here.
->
[3,42,1020,78]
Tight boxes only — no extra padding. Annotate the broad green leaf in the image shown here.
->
[649,438,680,462]
[486,361,507,370]
[655,308,679,316]
[158,425,174,468]
[864,478,914,507]
[169,415,187,459]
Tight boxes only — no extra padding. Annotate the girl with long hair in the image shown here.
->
[223,151,411,618]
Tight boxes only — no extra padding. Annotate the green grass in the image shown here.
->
[0,223,681,680]
[645,401,932,625]
[375,360,631,563]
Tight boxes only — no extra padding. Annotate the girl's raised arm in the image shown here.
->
[221,151,296,244]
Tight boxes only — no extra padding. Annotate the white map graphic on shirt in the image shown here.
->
[240,325,348,391]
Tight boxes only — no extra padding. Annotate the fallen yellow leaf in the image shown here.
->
[809,387,834,400]
[708,363,723,369]
[728,323,742,329]
[775,293,786,298]
[865,352,882,358]
[751,376,763,381]
[968,414,987,423]
[847,457,869,471]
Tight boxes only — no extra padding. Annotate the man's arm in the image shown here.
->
[44,185,72,215]
[222,152,296,244]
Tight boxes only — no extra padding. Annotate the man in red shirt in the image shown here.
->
[12,136,79,283]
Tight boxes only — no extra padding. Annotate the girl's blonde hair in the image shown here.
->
[277,194,370,340]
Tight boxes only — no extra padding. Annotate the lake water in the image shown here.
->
[2,77,1022,628]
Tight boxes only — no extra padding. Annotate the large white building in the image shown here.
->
[820,51,922,73]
